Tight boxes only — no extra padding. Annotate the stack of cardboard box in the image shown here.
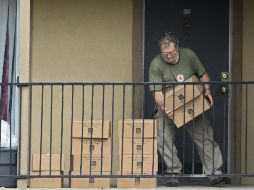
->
[164,75,211,128]
[30,153,64,188]
[117,119,158,188]
[70,120,112,188]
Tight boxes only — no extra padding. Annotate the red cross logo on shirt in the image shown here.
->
[176,74,184,82]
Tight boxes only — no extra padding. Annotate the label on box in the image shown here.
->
[72,155,111,172]
[119,138,157,155]
[72,138,111,155]
[70,171,110,188]
[72,120,111,138]
[119,155,158,172]
[118,119,157,139]
[117,171,157,188]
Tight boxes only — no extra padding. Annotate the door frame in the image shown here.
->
[141,0,242,177]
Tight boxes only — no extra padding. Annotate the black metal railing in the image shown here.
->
[0,81,254,187]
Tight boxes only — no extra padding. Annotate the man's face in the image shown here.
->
[160,42,179,64]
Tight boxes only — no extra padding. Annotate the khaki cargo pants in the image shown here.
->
[156,110,223,175]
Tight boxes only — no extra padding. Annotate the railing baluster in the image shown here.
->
[28,85,33,177]
[192,83,195,175]
[131,85,135,175]
[18,86,22,175]
[202,84,205,175]
[60,85,64,173]
[39,85,44,175]
[152,84,156,176]
[212,84,215,175]
[110,85,115,175]
[141,85,145,175]
[120,85,125,175]
[50,85,53,175]
[162,86,165,176]
[80,85,85,174]
[8,83,14,174]
[172,84,175,174]
[182,84,186,174]
[100,85,105,175]
[223,83,228,174]
[245,83,248,174]
[89,85,94,175]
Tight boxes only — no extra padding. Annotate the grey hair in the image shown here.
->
[158,32,179,49]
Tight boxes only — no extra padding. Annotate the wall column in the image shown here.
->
[17,0,30,187]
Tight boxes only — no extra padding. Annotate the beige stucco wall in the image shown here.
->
[29,0,142,182]
[241,0,254,184]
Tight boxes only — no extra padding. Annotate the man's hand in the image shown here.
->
[205,88,213,106]
[201,72,214,107]
[161,106,174,119]
[154,91,174,119]
[154,91,164,106]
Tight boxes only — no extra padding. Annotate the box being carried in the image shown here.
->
[171,94,211,128]
[163,75,203,112]
[164,75,211,128]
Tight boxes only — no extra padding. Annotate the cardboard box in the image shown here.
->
[164,75,203,112]
[29,171,63,188]
[119,138,157,155]
[119,155,158,172]
[70,171,110,188]
[72,155,111,172]
[72,138,111,155]
[72,120,111,138]
[118,119,157,139]
[32,154,64,171]
[117,172,157,188]
[172,94,211,128]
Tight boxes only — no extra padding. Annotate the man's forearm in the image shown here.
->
[153,91,164,107]
[201,72,211,90]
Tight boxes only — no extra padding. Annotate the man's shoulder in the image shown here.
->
[150,54,163,67]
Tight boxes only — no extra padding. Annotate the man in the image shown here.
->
[149,32,224,186]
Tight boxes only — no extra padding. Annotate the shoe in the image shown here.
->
[166,177,179,187]
[210,177,229,186]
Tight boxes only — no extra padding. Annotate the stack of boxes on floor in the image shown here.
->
[70,120,112,188]
[30,153,64,188]
[164,75,211,128]
[117,119,158,188]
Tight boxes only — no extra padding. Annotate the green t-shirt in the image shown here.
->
[149,48,205,92]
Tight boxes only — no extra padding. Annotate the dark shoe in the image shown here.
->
[166,177,179,187]
[210,177,229,186]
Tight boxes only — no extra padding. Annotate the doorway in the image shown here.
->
[143,0,230,174]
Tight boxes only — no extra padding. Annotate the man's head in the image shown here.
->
[159,32,179,64]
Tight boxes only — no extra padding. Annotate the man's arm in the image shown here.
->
[200,72,213,106]
[153,91,173,117]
